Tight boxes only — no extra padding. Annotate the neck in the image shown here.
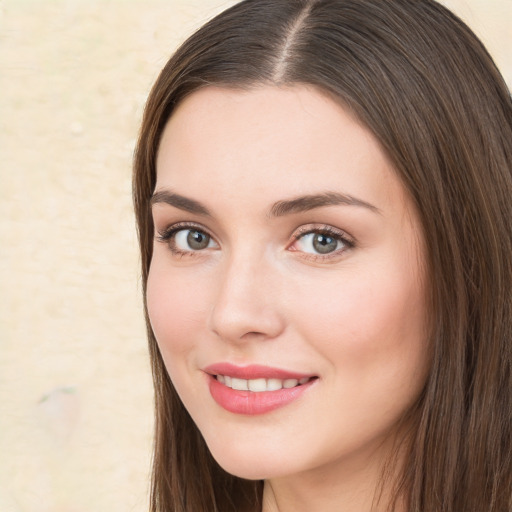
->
[261,442,407,512]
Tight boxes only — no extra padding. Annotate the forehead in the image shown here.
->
[155,85,407,215]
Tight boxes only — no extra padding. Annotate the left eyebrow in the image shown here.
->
[269,192,381,217]
[150,189,211,216]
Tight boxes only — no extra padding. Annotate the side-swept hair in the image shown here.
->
[133,1,512,510]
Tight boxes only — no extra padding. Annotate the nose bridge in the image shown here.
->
[209,246,284,342]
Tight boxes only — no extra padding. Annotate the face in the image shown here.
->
[147,85,430,482]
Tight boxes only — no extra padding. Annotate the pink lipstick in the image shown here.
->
[204,363,317,415]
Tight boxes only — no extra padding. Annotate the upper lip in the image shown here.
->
[203,362,315,380]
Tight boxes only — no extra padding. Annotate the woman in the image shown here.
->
[133,0,512,511]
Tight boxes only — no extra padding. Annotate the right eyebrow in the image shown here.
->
[150,189,212,217]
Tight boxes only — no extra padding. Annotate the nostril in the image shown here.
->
[239,330,272,341]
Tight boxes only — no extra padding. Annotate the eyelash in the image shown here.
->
[155,222,355,260]
[156,222,215,258]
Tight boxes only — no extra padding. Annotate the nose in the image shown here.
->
[208,252,285,343]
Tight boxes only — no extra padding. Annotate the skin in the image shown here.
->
[147,85,430,512]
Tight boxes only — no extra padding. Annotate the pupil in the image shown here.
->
[313,234,337,254]
[187,230,209,250]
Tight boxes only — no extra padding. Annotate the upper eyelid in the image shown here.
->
[156,221,214,237]
[291,224,355,243]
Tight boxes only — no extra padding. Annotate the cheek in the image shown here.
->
[290,259,428,383]
[146,260,218,416]
[146,261,209,360]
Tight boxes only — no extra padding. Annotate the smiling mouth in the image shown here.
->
[215,375,316,392]
[207,367,318,414]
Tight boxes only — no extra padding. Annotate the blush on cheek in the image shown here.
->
[304,267,423,360]
[146,270,209,356]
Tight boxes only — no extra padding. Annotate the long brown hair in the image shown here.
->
[133,1,512,510]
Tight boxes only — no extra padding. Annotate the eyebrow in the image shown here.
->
[150,190,211,216]
[269,192,381,217]
[150,189,380,217]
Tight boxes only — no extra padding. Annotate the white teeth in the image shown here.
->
[266,378,283,391]
[283,378,299,389]
[216,375,312,392]
[231,377,249,391]
[248,378,267,392]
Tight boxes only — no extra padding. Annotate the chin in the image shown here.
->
[214,458,285,481]
[205,437,294,481]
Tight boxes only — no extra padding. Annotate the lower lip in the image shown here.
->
[207,375,316,415]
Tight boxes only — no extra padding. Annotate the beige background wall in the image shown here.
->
[1,1,510,511]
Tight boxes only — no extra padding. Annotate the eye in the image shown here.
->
[175,229,214,251]
[289,226,354,257]
[156,224,218,255]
